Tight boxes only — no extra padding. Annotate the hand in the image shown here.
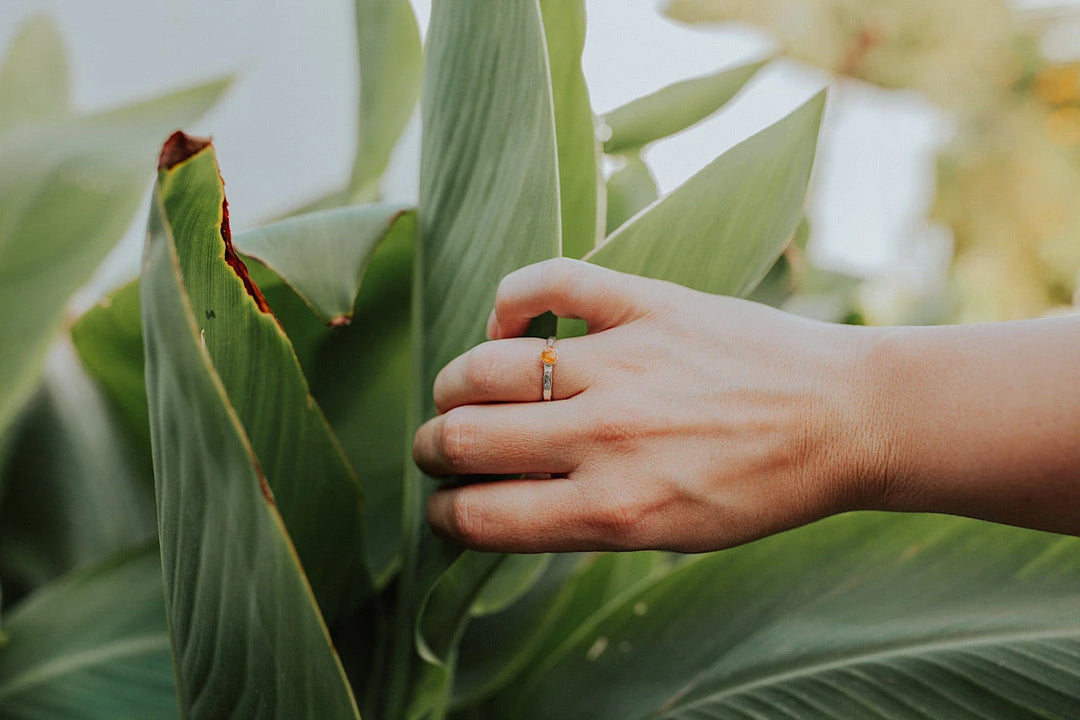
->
[413,258,877,553]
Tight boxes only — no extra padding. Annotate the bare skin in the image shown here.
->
[412,258,1080,553]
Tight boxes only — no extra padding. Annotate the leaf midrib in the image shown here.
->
[0,633,171,699]
[647,627,1080,719]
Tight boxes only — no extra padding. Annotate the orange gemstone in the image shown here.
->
[541,346,558,365]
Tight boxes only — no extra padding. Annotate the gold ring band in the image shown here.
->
[541,335,557,401]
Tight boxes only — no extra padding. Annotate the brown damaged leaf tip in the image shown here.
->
[159,131,275,318]
[158,131,212,171]
[220,197,273,316]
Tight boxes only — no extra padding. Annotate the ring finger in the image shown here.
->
[433,336,592,412]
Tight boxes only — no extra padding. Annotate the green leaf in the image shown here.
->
[747,216,808,308]
[540,0,602,258]
[528,551,673,657]
[70,280,150,462]
[470,553,551,617]
[267,220,416,586]
[142,138,361,717]
[603,152,659,235]
[599,57,767,154]
[457,551,671,710]
[348,0,423,200]
[154,137,371,621]
[505,514,1080,720]
[0,548,174,719]
[284,0,422,214]
[418,2,562,385]
[234,204,412,325]
[97,217,417,590]
[0,73,229,444]
[0,340,155,602]
[417,553,508,667]
[388,1,564,715]
[418,554,552,668]
[587,91,826,298]
[0,15,71,133]
[451,552,663,709]
[451,555,585,707]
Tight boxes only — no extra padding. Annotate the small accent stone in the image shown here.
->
[541,346,558,365]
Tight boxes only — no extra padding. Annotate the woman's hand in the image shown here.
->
[413,258,878,553]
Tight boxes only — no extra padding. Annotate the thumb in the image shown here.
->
[488,258,649,339]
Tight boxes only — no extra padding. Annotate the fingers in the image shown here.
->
[427,477,653,552]
[413,402,583,477]
[488,258,649,340]
[434,336,591,412]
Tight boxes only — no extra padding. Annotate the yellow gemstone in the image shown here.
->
[541,346,558,365]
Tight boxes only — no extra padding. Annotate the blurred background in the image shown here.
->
[3,0,1080,325]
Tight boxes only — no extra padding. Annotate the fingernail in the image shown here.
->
[486,309,498,340]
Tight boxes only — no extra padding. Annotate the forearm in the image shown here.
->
[859,316,1080,534]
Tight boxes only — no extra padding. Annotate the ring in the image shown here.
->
[541,335,558,401]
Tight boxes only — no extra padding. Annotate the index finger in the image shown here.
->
[488,258,647,340]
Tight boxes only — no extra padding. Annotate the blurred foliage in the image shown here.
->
[667,0,1080,322]
[7,4,1080,718]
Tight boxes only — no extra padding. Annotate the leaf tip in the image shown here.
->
[328,315,353,328]
[158,130,212,171]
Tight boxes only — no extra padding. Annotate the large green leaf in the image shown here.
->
[307,233,413,587]
[417,3,562,380]
[388,1,564,716]
[73,218,416,590]
[245,217,417,586]
[0,31,228,442]
[234,204,412,325]
[0,15,70,133]
[0,548,174,719]
[0,340,155,602]
[142,138,361,718]
[155,138,371,621]
[539,0,602,258]
[600,58,767,154]
[603,151,659,235]
[587,91,826,298]
[499,513,1080,719]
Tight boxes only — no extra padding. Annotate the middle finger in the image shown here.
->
[413,401,584,477]
[434,336,592,412]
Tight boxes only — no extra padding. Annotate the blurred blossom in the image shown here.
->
[667,0,1080,322]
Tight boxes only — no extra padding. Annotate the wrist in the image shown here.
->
[822,324,913,515]
[846,325,929,514]
[781,321,896,521]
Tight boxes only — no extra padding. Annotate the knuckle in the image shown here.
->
[544,261,582,305]
[438,410,476,471]
[444,490,485,546]
[462,345,500,397]
[590,491,648,549]
[588,408,650,450]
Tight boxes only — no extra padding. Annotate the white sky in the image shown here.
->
[0,0,1028,301]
